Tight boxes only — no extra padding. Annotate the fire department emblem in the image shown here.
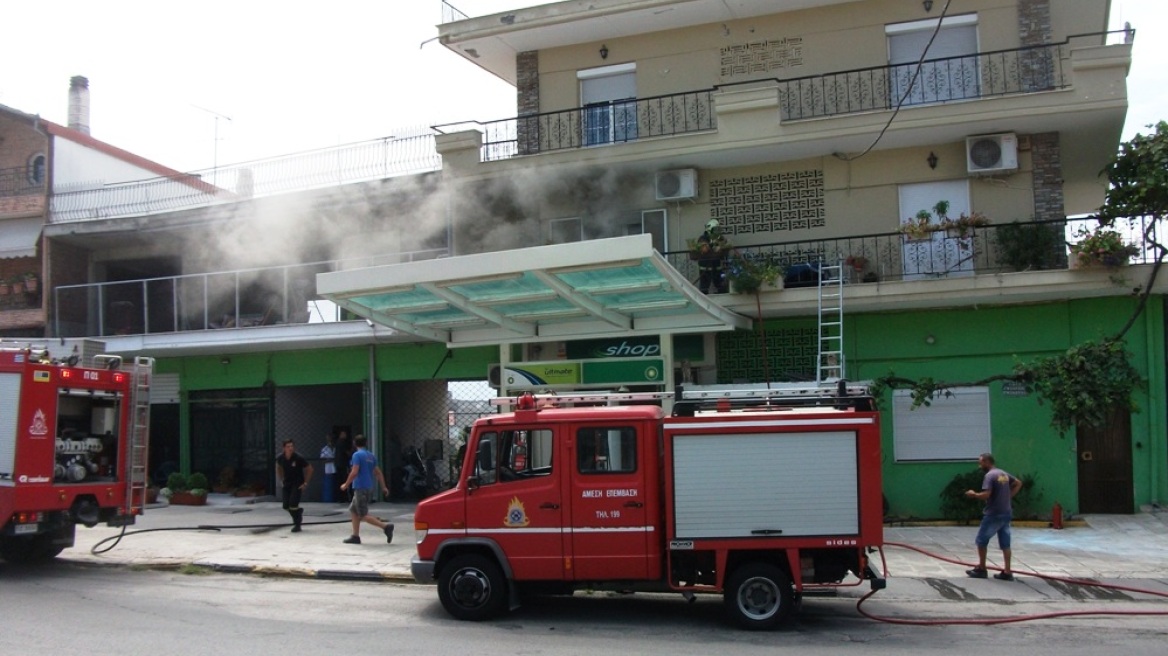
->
[503,496,530,527]
[28,409,49,437]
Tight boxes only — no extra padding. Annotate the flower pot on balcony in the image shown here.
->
[23,276,38,293]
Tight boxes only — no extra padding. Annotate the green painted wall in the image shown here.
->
[154,342,498,475]
[739,297,1166,518]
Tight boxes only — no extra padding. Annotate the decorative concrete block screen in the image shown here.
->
[710,170,825,236]
[720,38,805,78]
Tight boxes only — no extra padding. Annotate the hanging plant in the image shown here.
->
[875,338,1142,436]
[1012,339,1142,434]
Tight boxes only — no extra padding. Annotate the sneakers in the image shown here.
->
[290,525,302,533]
[993,571,1015,581]
[965,567,988,578]
[343,535,361,544]
[384,523,395,544]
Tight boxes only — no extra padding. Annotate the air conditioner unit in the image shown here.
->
[655,169,698,201]
[966,133,1019,175]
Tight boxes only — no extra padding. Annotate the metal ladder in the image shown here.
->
[124,357,154,517]
[816,260,845,383]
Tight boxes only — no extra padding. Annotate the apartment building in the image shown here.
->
[17,0,1161,516]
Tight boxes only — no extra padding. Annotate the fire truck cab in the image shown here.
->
[412,384,885,629]
[0,341,152,563]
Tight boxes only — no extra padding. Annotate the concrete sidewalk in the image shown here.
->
[61,495,1168,596]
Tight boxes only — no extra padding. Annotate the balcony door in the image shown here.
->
[899,180,974,280]
[580,64,637,146]
[887,15,979,107]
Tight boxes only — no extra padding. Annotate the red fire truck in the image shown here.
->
[412,384,886,629]
[0,341,152,563]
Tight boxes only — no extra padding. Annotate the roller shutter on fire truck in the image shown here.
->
[671,430,860,539]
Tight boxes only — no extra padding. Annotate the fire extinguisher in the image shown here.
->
[1051,501,1063,530]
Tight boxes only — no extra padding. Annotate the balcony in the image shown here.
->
[54,216,1162,340]
[459,90,717,162]
[664,216,1161,306]
[441,32,1123,165]
[52,248,447,338]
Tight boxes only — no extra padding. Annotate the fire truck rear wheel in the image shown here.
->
[724,562,794,630]
[437,554,508,621]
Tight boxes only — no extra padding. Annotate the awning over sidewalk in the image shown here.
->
[0,216,43,259]
[317,234,751,347]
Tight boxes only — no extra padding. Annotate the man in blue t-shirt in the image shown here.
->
[964,452,1023,580]
[339,434,393,545]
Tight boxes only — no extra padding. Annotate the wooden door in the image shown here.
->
[1076,408,1134,514]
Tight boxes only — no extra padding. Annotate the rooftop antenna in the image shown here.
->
[191,104,232,184]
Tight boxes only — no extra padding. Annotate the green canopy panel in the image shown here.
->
[316,234,751,347]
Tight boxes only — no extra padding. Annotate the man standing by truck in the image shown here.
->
[339,434,394,545]
[964,452,1023,580]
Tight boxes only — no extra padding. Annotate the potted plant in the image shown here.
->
[900,208,939,241]
[1069,225,1140,269]
[994,221,1066,271]
[164,471,209,506]
[22,273,38,293]
[939,211,991,239]
[727,252,783,295]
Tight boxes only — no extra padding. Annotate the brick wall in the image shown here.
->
[0,114,49,171]
[1017,0,1052,46]
[46,239,90,336]
[1029,132,1064,221]
[516,51,540,156]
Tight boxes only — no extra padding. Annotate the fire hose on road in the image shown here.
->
[859,541,1168,625]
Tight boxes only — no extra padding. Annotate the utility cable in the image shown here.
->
[855,541,1168,625]
[842,0,953,162]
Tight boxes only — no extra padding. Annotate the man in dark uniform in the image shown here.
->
[275,440,313,533]
[696,219,730,294]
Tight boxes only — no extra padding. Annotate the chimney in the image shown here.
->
[68,76,90,134]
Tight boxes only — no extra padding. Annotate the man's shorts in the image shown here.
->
[349,488,373,517]
[974,512,1013,549]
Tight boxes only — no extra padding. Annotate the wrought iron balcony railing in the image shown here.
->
[775,39,1071,121]
[52,248,447,338]
[454,89,718,162]
[444,31,1125,163]
[663,216,1161,290]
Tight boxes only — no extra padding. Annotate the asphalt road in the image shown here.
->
[1,563,1165,655]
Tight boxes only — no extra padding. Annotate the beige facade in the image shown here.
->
[437,0,1128,265]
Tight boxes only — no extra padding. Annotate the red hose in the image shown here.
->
[854,541,1168,625]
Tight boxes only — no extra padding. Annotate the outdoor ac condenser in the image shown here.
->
[656,169,698,201]
[966,133,1018,175]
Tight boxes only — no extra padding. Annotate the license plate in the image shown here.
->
[13,524,38,535]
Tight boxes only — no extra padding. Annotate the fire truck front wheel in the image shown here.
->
[724,562,795,630]
[437,554,508,621]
